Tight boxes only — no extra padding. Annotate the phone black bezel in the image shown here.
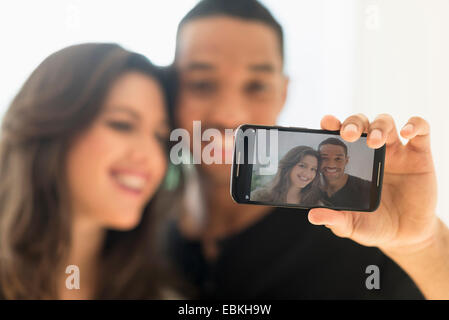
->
[230,124,386,212]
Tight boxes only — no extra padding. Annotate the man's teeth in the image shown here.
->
[326,168,337,173]
[114,174,145,190]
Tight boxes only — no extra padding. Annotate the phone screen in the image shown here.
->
[231,125,385,212]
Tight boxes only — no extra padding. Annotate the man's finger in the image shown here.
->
[308,208,354,239]
[340,114,370,142]
[400,116,431,153]
[367,114,401,149]
[320,115,341,131]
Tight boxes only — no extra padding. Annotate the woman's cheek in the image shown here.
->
[73,124,126,180]
[152,145,168,187]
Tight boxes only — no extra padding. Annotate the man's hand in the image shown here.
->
[309,114,449,299]
[308,113,438,254]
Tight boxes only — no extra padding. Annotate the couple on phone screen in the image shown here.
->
[251,137,371,208]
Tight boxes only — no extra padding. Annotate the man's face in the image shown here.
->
[175,16,288,185]
[319,144,349,182]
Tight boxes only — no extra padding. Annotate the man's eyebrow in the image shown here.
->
[185,62,215,71]
[320,153,345,156]
[248,63,275,72]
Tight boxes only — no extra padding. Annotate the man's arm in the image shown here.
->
[383,219,449,299]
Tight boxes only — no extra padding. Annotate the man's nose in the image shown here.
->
[325,160,337,168]
[207,92,250,129]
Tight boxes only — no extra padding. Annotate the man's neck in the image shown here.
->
[204,180,271,239]
[199,178,271,261]
[325,173,349,197]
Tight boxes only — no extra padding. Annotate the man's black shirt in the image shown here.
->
[167,207,423,299]
[322,174,371,209]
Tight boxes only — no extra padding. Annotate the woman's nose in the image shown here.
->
[129,134,154,164]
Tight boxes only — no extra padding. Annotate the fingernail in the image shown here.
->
[343,123,358,134]
[370,129,382,140]
[402,123,414,133]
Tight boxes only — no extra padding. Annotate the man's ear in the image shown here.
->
[277,74,289,115]
[282,75,289,105]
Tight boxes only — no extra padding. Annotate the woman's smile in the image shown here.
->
[292,173,312,187]
[110,168,150,196]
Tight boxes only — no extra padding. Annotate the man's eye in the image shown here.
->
[245,81,268,94]
[107,121,133,132]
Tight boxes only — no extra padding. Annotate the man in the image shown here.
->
[318,138,371,209]
[167,0,449,299]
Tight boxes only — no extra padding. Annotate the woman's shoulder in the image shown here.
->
[250,187,273,201]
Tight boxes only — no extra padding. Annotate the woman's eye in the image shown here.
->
[107,121,133,132]
[154,132,169,149]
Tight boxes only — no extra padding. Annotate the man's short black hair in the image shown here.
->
[318,138,348,157]
[175,0,284,61]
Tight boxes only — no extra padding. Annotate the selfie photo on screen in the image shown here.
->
[250,130,374,210]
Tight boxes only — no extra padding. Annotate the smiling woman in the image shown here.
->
[250,145,322,206]
[0,43,179,299]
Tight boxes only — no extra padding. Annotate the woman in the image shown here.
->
[251,146,323,206]
[0,43,179,299]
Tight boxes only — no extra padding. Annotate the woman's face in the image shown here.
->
[289,155,318,190]
[66,72,169,230]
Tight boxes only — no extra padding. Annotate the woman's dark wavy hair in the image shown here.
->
[0,43,175,299]
[267,146,322,206]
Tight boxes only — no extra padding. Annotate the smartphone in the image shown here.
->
[230,124,385,212]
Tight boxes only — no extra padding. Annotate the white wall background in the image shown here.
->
[265,0,449,225]
[0,0,447,224]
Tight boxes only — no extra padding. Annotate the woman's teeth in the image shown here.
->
[298,176,310,182]
[113,174,146,191]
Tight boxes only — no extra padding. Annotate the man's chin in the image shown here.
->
[201,163,232,187]
[323,174,341,182]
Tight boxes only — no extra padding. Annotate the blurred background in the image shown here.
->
[0,0,448,224]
